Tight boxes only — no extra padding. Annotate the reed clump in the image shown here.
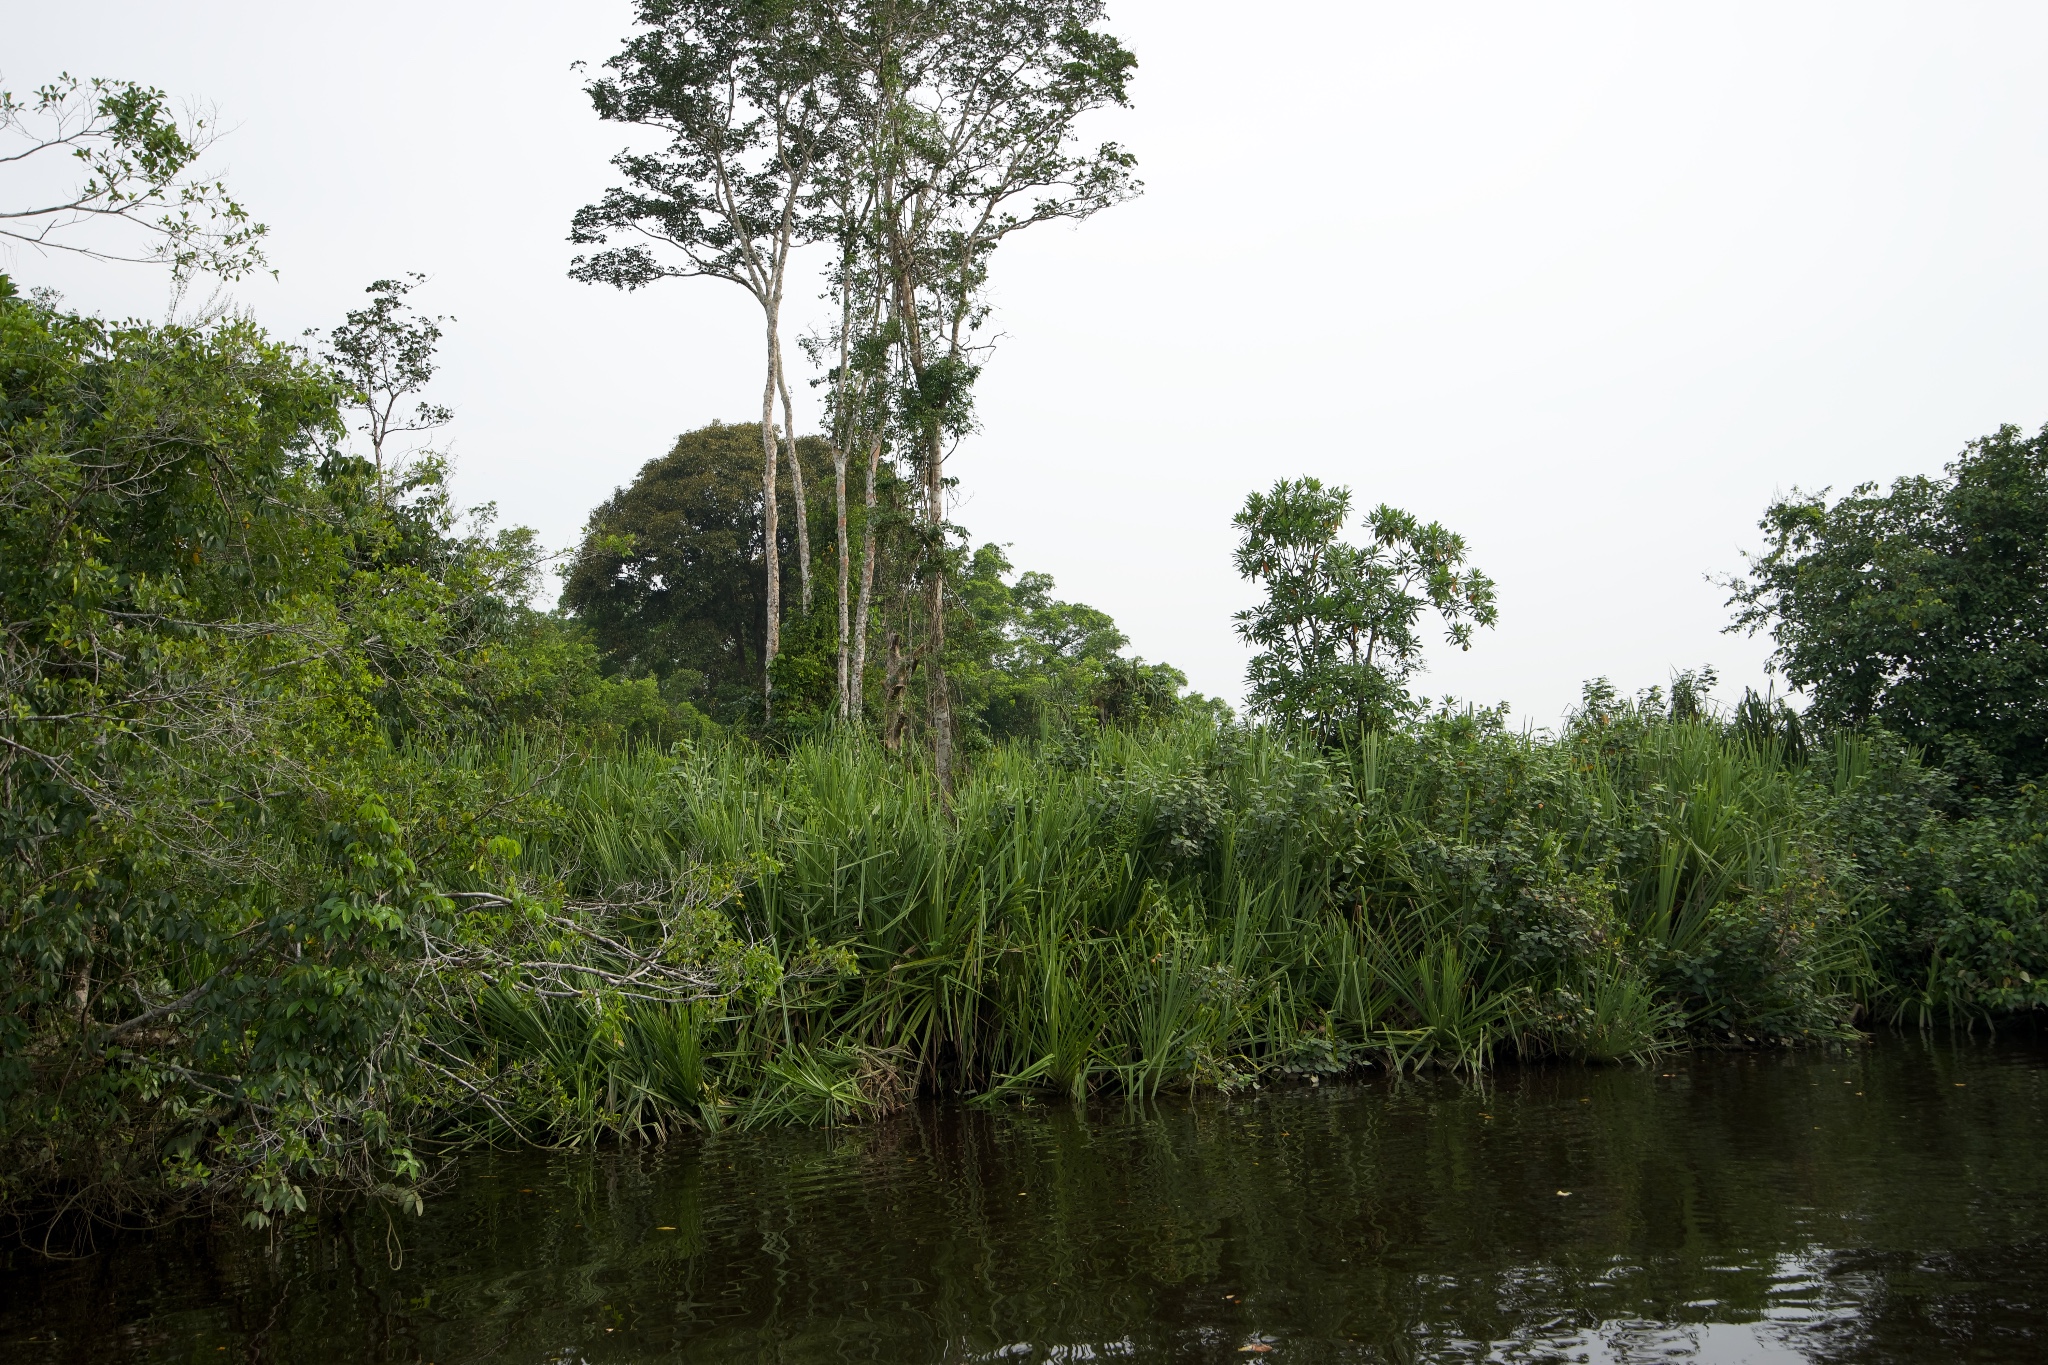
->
[425,693,1958,1141]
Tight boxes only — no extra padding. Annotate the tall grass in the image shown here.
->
[429,706,1872,1140]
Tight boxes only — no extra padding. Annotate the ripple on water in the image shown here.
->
[3,1033,2047,1364]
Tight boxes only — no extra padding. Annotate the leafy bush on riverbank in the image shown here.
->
[0,288,695,1236]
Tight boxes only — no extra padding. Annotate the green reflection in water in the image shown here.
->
[4,1033,2044,1363]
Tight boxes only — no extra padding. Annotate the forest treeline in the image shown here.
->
[3,1,2047,1250]
[558,420,1194,742]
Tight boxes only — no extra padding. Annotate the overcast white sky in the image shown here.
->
[12,3,2048,726]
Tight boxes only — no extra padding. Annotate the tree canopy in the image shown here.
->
[560,422,839,721]
[1233,478,1497,741]
[951,543,1187,742]
[560,425,1190,739]
[0,73,268,280]
[1726,423,2048,780]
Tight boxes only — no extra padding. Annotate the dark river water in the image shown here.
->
[4,1033,2045,1363]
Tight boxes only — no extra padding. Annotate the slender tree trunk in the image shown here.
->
[759,321,781,714]
[832,440,850,720]
[889,269,954,797]
[924,425,952,800]
[850,432,883,720]
[882,628,908,752]
[776,343,813,615]
[875,121,951,795]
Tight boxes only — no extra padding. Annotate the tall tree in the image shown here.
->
[1725,423,2048,779]
[806,151,894,721]
[846,0,1140,794]
[571,0,843,709]
[319,275,452,499]
[1233,478,1498,742]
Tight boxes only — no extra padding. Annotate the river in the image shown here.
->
[4,1032,2044,1363]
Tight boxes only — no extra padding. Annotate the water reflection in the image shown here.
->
[4,1034,2044,1363]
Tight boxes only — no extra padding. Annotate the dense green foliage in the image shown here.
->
[563,425,1194,742]
[4,273,2046,1251]
[421,688,2044,1145]
[950,544,1191,740]
[561,422,831,720]
[0,287,720,1233]
[9,2,2044,1284]
[1727,423,2048,781]
[1235,478,1497,740]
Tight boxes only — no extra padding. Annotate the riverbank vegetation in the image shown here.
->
[4,1,2046,1248]
[6,268,2042,1232]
